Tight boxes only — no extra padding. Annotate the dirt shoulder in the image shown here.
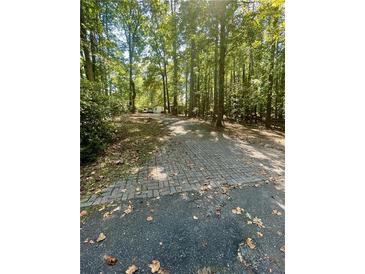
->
[196,118,285,151]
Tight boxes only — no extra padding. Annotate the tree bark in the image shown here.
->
[128,30,136,113]
[163,56,170,113]
[162,73,167,113]
[171,0,178,116]
[265,41,277,129]
[80,6,95,81]
[188,39,195,117]
[185,66,188,116]
[215,2,227,129]
[212,35,218,123]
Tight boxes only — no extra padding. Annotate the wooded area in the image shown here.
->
[81,0,285,162]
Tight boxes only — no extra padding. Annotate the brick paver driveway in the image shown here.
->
[81,115,284,207]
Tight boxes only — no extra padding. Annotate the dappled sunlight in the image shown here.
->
[246,147,270,161]
[222,133,232,140]
[169,125,191,136]
[210,131,218,137]
[149,166,168,181]
[129,128,141,133]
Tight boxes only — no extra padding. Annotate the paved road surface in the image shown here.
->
[81,116,284,207]
[80,115,285,273]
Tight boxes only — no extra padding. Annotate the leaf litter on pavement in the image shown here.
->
[125,264,138,274]
[272,209,282,215]
[121,202,133,217]
[103,255,118,266]
[96,232,106,242]
[252,217,265,228]
[232,207,244,215]
[103,206,121,219]
[149,260,160,273]
[246,237,256,249]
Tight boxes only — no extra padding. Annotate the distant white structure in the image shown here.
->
[153,106,164,113]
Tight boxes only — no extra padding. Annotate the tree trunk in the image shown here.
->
[215,2,227,129]
[188,39,195,117]
[265,41,277,129]
[162,73,167,113]
[128,30,136,113]
[164,58,170,113]
[80,6,94,81]
[171,0,178,116]
[90,31,97,80]
[212,35,218,123]
[185,66,188,116]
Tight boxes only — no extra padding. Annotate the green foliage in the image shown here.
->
[80,0,286,162]
[80,80,113,163]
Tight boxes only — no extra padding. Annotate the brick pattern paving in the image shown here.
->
[81,118,283,207]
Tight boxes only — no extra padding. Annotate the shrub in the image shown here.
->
[80,80,112,163]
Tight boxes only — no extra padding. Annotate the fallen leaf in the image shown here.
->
[272,209,282,216]
[280,245,285,253]
[89,240,95,244]
[125,264,138,274]
[200,183,212,192]
[246,238,256,249]
[96,232,106,242]
[147,216,153,222]
[103,211,112,218]
[193,216,198,220]
[98,205,106,212]
[158,267,170,274]
[197,267,213,274]
[149,260,160,273]
[123,204,133,215]
[104,255,118,266]
[104,206,121,218]
[252,217,265,228]
[111,206,121,213]
[256,232,264,238]
[80,210,88,217]
[232,207,244,215]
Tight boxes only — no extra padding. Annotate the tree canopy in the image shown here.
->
[80,0,285,160]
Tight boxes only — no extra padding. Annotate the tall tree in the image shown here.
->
[118,0,146,113]
[215,0,228,128]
